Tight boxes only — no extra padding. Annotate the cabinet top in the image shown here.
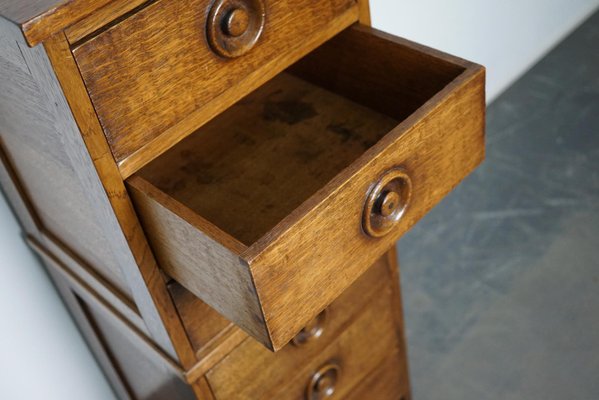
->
[0,0,115,46]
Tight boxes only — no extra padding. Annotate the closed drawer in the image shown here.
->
[72,0,359,174]
[205,269,400,399]
[127,25,485,350]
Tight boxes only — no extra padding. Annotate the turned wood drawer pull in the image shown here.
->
[363,168,412,237]
[207,0,266,58]
[306,362,341,400]
[292,309,328,346]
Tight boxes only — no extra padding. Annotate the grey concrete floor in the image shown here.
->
[397,11,599,400]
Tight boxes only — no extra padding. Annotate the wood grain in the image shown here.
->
[43,32,198,367]
[72,0,359,174]
[205,256,390,399]
[82,295,197,400]
[207,276,398,399]
[344,350,410,400]
[65,0,149,44]
[0,0,118,46]
[246,27,485,350]
[28,236,187,383]
[0,19,131,297]
[169,282,234,355]
[129,25,485,350]
[191,378,216,400]
[134,73,397,245]
[0,138,41,236]
[45,265,134,400]
[39,232,146,335]
[184,325,247,383]
[169,282,249,381]
[127,176,268,343]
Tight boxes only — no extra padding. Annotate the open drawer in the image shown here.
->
[127,24,485,351]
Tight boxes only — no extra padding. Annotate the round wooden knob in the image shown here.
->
[379,190,401,217]
[223,8,250,37]
[292,309,328,346]
[306,363,340,400]
[207,0,265,58]
[363,168,412,237]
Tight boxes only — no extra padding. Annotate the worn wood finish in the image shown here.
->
[45,265,132,400]
[0,1,487,397]
[65,0,149,44]
[43,32,198,368]
[344,350,410,400]
[133,73,397,245]
[0,0,118,46]
[208,278,399,399]
[0,139,41,236]
[39,233,147,335]
[128,176,268,343]
[129,25,485,350]
[82,295,197,400]
[204,257,390,399]
[29,237,186,381]
[170,282,250,381]
[0,19,131,298]
[191,378,216,400]
[246,27,484,350]
[72,0,359,175]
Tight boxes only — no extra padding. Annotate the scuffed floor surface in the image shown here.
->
[397,10,599,400]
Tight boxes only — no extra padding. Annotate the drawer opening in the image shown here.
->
[127,24,483,351]
[132,27,465,247]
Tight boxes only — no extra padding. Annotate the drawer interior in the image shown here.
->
[135,27,466,247]
[128,24,483,351]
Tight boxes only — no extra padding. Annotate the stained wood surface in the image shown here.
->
[170,282,250,381]
[208,275,398,399]
[130,25,485,351]
[0,19,131,297]
[83,295,197,400]
[344,350,410,400]
[0,0,119,46]
[64,0,148,44]
[128,176,268,343]
[169,283,233,356]
[136,73,397,245]
[244,27,485,350]
[29,236,185,379]
[205,257,390,399]
[72,0,359,175]
[46,265,133,400]
[38,232,146,334]
[0,139,41,236]
[43,32,198,367]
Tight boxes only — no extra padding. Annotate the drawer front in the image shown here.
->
[205,267,399,399]
[128,25,485,350]
[72,0,359,171]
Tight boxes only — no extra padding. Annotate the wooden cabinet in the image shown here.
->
[0,0,485,398]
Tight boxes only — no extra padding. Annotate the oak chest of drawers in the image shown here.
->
[0,0,485,398]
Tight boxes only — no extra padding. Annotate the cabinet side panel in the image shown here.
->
[82,297,197,400]
[0,19,130,298]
